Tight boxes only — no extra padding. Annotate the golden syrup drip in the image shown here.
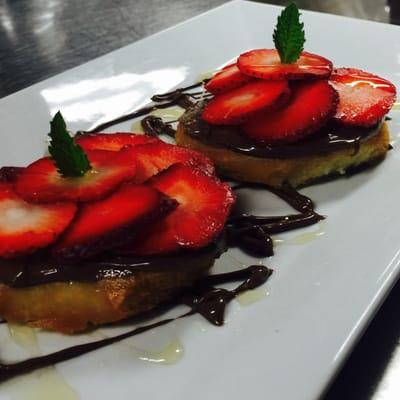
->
[273,221,325,246]
[2,325,79,400]
[8,324,38,356]
[131,106,183,134]
[197,71,215,81]
[90,331,184,366]
[236,287,269,306]
[136,339,184,365]
[150,106,183,121]
[131,120,145,134]
[6,368,79,400]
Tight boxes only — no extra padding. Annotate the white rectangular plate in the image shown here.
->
[0,1,400,399]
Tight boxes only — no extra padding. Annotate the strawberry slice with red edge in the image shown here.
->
[0,182,76,258]
[329,68,397,127]
[237,49,333,80]
[119,164,235,255]
[75,132,159,151]
[202,80,290,125]
[244,80,338,144]
[131,141,215,183]
[53,183,177,260]
[205,63,253,94]
[15,148,137,203]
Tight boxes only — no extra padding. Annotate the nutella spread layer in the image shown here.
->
[0,239,226,288]
[179,101,382,160]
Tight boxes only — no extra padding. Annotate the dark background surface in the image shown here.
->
[1,0,398,99]
[1,1,400,399]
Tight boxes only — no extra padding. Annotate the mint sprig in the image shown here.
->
[48,111,91,177]
[273,2,305,64]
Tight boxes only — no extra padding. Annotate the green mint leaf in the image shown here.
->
[273,2,305,64]
[48,111,91,177]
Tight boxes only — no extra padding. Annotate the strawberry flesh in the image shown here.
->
[205,63,253,94]
[237,49,333,80]
[244,80,338,144]
[330,68,397,127]
[15,148,137,203]
[120,164,235,255]
[202,80,290,125]
[131,141,215,183]
[0,182,76,258]
[53,183,177,260]
[75,132,158,151]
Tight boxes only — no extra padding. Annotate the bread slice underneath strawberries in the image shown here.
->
[0,246,221,333]
[176,109,390,188]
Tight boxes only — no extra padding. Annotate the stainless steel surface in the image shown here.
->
[0,0,226,97]
[0,0,395,98]
[0,0,399,399]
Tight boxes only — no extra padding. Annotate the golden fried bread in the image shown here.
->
[176,121,390,188]
[0,256,214,333]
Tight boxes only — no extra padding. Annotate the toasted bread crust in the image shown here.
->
[176,122,390,187]
[0,262,211,333]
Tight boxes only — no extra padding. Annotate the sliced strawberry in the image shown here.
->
[205,63,253,94]
[237,49,333,80]
[244,80,338,144]
[329,68,397,127]
[131,141,215,183]
[53,183,177,260]
[202,80,290,125]
[119,164,235,255]
[75,132,158,151]
[0,182,76,258]
[15,148,137,203]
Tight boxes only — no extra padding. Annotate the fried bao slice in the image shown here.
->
[176,103,391,188]
[0,243,223,333]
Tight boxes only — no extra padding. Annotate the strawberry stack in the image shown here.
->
[202,51,396,144]
[0,115,234,261]
[202,3,396,145]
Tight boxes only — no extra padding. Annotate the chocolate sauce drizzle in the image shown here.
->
[87,81,206,133]
[0,265,271,383]
[141,116,176,138]
[227,182,323,257]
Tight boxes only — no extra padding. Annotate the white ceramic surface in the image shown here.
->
[1,1,400,399]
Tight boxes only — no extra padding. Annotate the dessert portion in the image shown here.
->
[176,4,396,187]
[0,112,234,333]
[1,3,394,381]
